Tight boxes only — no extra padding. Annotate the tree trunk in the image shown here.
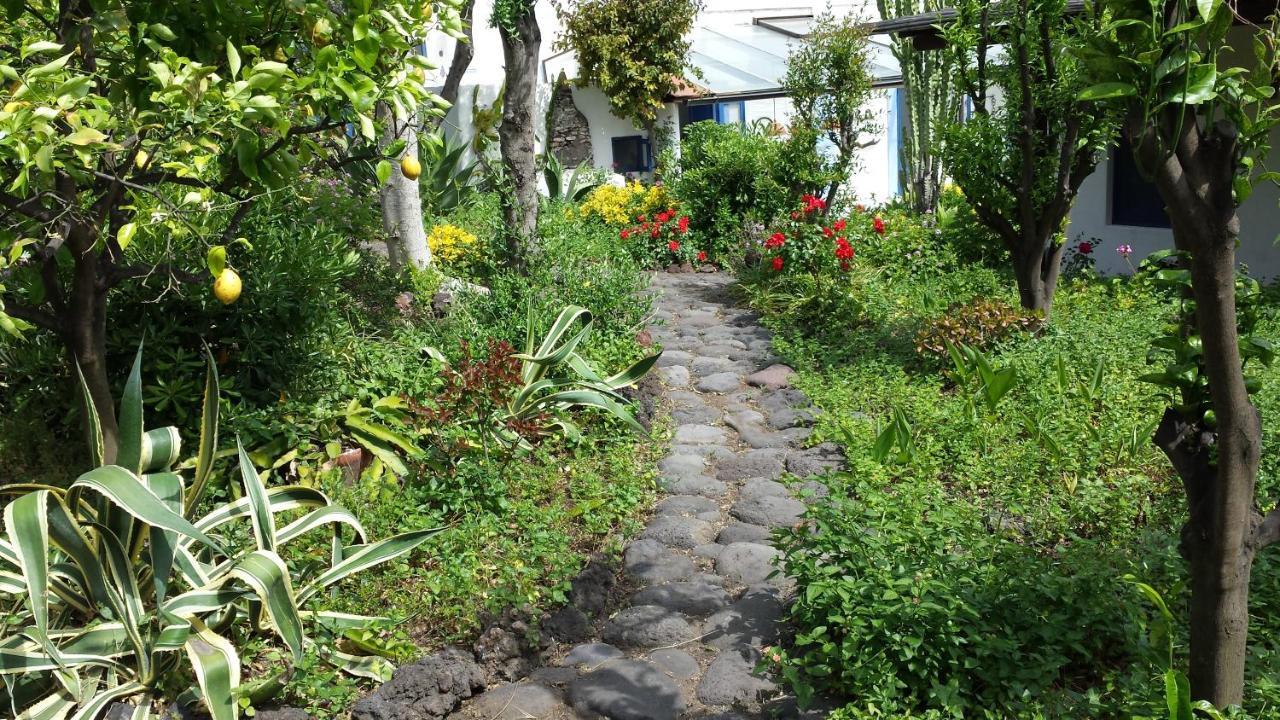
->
[1010,232,1065,316]
[1146,116,1263,707]
[377,103,432,270]
[64,225,118,463]
[437,0,475,116]
[497,9,542,271]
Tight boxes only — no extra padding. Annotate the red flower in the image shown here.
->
[771,256,784,271]
[872,216,886,235]
[1078,241,1094,254]
[822,226,834,238]
[839,259,851,272]
[791,211,800,220]
[620,229,630,239]
[834,219,847,231]
[697,250,707,262]
[678,216,690,233]
[637,214,647,222]
[801,194,826,213]
[656,210,673,223]
[651,227,660,239]
[835,237,854,261]
[765,232,786,249]
[668,240,681,252]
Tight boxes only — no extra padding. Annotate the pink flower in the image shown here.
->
[1117,244,1133,257]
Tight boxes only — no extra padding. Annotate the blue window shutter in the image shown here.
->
[888,88,902,197]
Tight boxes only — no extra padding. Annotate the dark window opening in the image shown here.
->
[1111,138,1170,228]
[611,135,651,173]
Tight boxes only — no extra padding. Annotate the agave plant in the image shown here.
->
[417,133,481,214]
[0,350,440,720]
[542,153,602,203]
[506,304,658,444]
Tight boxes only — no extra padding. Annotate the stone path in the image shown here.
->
[445,272,842,720]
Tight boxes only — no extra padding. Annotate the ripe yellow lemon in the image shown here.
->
[213,268,242,305]
[400,155,422,180]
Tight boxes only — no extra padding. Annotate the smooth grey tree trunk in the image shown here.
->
[377,102,432,270]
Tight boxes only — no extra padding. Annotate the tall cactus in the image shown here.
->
[877,0,962,213]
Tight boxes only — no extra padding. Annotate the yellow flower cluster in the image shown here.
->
[427,224,478,264]
[578,181,673,225]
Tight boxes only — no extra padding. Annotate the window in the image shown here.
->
[715,101,744,127]
[687,104,715,124]
[611,135,651,173]
[1110,138,1170,228]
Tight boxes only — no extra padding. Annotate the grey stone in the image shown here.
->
[641,515,716,549]
[670,444,736,462]
[568,660,685,720]
[601,605,696,648]
[717,522,772,545]
[715,543,782,586]
[695,648,777,708]
[654,495,720,517]
[658,365,690,387]
[746,364,795,390]
[728,422,791,450]
[696,372,742,394]
[624,539,695,583]
[785,443,845,478]
[648,649,700,680]
[780,427,814,446]
[668,390,709,408]
[692,356,737,376]
[767,407,816,430]
[351,648,484,720]
[529,666,580,686]
[756,388,810,415]
[672,404,722,424]
[561,643,624,669]
[659,475,728,498]
[544,605,592,643]
[692,543,725,560]
[739,479,789,500]
[715,450,787,481]
[796,480,830,502]
[631,581,732,616]
[658,453,705,478]
[460,683,567,720]
[731,495,807,529]
[674,424,729,445]
[656,350,692,368]
[726,410,766,426]
[250,710,309,720]
[570,560,615,616]
[702,586,785,650]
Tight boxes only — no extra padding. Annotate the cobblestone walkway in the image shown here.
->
[448,272,841,720]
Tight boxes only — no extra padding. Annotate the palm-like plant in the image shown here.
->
[0,350,440,720]
[417,133,482,214]
[542,153,602,203]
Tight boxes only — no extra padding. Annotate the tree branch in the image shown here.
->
[1258,506,1280,548]
[2,298,60,333]
[0,189,56,222]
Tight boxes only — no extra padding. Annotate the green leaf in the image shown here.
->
[1164,64,1217,105]
[71,466,223,552]
[229,550,304,661]
[1077,82,1137,100]
[226,40,241,79]
[375,159,392,186]
[115,223,138,252]
[116,346,145,474]
[183,618,239,720]
[5,491,49,636]
[297,528,442,603]
[206,245,227,277]
[236,440,276,552]
[146,472,184,606]
[186,349,221,512]
[65,127,108,146]
[26,53,72,79]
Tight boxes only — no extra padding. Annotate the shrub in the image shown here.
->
[577,181,671,225]
[755,194,857,277]
[428,223,482,268]
[915,296,1043,356]
[618,208,702,267]
[0,352,437,718]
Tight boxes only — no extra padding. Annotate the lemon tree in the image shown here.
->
[0,0,465,459]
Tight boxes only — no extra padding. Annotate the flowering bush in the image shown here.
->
[619,208,703,267]
[915,296,1042,356]
[428,223,480,266]
[758,194,858,277]
[578,181,672,225]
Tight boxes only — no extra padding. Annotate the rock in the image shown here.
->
[654,495,721,517]
[624,540,695,584]
[715,450,787,481]
[631,581,732,616]
[767,407,816,430]
[674,424,729,445]
[725,410,766,426]
[568,660,685,720]
[739,479,789,501]
[697,372,742,394]
[785,443,845,478]
[658,365,690,387]
[655,350,692,368]
[250,709,310,720]
[703,587,785,650]
[715,543,782,586]
[730,495,807,529]
[659,474,729,497]
[641,515,716,549]
[658,453,706,478]
[696,648,777,707]
[529,666,580,686]
[648,648,700,680]
[672,404,722,424]
[351,648,485,720]
[601,605,696,648]
[746,364,795,390]
[474,623,532,682]
[459,683,567,720]
[543,605,592,644]
[692,356,737,376]
[569,560,615,617]
[670,444,736,462]
[756,389,809,415]
[716,522,772,545]
[561,643,624,669]
[692,543,725,560]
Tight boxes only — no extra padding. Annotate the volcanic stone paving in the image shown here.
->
[448,272,841,720]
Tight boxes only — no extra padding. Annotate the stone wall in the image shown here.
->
[547,78,593,169]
